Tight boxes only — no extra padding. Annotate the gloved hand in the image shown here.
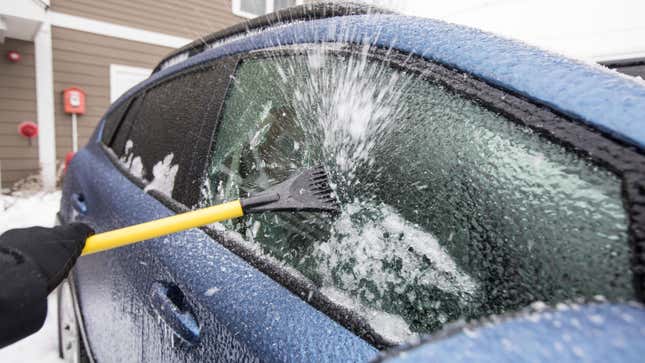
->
[0,223,94,349]
[0,223,94,292]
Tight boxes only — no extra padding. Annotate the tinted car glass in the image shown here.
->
[204,51,632,341]
[107,60,237,205]
[101,96,133,146]
[109,95,143,160]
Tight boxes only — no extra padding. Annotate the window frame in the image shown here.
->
[232,0,304,19]
[100,44,645,350]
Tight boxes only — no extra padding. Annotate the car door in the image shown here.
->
[200,43,643,348]
[68,54,378,362]
[67,58,253,361]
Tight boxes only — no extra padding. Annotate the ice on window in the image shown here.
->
[119,139,179,197]
[204,47,632,340]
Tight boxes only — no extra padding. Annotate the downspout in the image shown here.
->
[34,20,56,191]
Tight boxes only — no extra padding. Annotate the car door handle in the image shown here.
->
[150,282,201,345]
[71,193,88,214]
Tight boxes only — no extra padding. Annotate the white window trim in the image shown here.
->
[232,0,304,19]
[109,64,152,102]
[47,11,191,49]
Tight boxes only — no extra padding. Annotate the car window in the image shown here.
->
[204,51,633,342]
[105,59,238,205]
[101,96,133,146]
[109,95,143,160]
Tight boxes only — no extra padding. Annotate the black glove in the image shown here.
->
[0,223,94,292]
[0,223,94,348]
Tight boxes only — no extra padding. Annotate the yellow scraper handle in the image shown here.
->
[82,200,244,255]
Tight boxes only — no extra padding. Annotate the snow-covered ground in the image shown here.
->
[0,191,61,232]
[0,191,64,363]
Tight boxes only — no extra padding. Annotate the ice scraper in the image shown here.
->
[81,166,338,255]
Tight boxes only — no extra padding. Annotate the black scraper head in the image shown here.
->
[240,166,340,214]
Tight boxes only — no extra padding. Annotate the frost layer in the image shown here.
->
[205,45,631,341]
[120,140,179,197]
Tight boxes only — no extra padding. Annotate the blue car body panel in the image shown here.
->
[381,303,645,363]
[62,143,377,361]
[66,10,645,363]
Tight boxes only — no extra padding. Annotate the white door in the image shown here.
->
[109,64,151,102]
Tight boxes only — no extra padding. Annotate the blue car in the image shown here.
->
[57,2,645,362]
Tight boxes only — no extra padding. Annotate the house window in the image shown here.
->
[233,0,302,19]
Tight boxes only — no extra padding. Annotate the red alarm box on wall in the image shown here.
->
[63,87,86,115]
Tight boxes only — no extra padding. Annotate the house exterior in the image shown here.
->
[0,0,301,190]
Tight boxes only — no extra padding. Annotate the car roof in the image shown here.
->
[111,2,645,150]
[153,2,393,73]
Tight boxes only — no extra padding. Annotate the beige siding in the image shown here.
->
[0,38,39,187]
[52,26,172,161]
[51,0,245,39]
